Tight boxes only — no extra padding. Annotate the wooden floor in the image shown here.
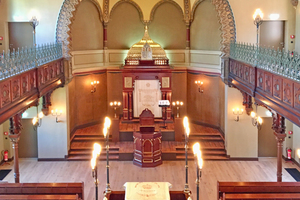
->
[0,158,298,200]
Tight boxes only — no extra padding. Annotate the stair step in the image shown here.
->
[175,150,226,155]
[73,137,107,141]
[176,146,225,151]
[69,150,119,156]
[176,155,228,160]
[67,155,119,161]
[187,136,223,141]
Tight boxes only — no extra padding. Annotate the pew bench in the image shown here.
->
[0,183,84,200]
[0,195,79,199]
[224,193,300,200]
[218,182,300,200]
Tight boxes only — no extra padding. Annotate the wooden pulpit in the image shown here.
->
[133,109,162,167]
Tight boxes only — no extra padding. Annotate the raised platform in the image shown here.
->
[68,119,228,161]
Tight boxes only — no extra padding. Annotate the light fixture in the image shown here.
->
[253,9,263,45]
[183,116,190,194]
[193,142,203,200]
[91,81,99,93]
[32,111,44,129]
[297,149,300,162]
[110,101,121,118]
[51,109,62,123]
[232,108,243,121]
[250,104,263,129]
[91,143,101,200]
[29,16,39,47]
[172,101,183,118]
[195,81,203,93]
[104,117,111,194]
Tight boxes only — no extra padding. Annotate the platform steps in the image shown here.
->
[68,133,118,161]
[177,132,228,160]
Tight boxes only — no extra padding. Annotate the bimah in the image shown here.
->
[133,108,162,167]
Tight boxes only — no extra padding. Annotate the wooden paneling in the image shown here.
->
[68,79,76,138]
[107,71,123,118]
[229,58,300,127]
[0,59,64,125]
[73,72,107,127]
[171,71,187,117]
[187,72,222,127]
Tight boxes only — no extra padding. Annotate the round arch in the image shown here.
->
[56,0,103,57]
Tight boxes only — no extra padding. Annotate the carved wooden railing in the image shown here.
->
[0,43,64,124]
[229,42,300,127]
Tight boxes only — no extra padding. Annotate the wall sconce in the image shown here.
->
[232,108,243,121]
[51,109,62,123]
[110,101,121,118]
[32,112,44,129]
[195,81,203,93]
[250,111,262,130]
[172,101,183,118]
[91,81,99,93]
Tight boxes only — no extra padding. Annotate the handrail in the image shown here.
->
[230,42,300,82]
[0,43,63,80]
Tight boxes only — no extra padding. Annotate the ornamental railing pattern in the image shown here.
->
[230,42,300,81]
[0,43,63,81]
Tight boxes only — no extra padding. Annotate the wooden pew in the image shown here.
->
[105,191,190,200]
[224,193,300,199]
[0,183,84,200]
[218,182,300,200]
[0,194,79,199]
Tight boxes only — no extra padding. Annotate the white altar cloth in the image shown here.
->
[124,182,172,200]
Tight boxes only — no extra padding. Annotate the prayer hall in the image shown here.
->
[1,0,300,199]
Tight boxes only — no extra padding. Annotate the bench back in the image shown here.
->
[0,183,84,200]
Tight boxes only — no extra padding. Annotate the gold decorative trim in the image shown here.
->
[162,77,170,88]
[184,0,191,24]
[143,159,153,163]
[149,0,185,24]
[124,77,132,88]
[109,0,145,24]
[190,0,205,22]
[154,157,161,162]
[103,0,109,24]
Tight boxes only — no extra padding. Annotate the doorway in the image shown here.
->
[8,22,33,50]
[260,21,285,49]
[258,117,277,157]
[19,119,38,158]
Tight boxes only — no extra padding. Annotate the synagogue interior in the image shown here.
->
[1,0,300,199]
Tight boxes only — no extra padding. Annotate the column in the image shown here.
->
[9,113,22,183]
[103,24,108,49]
[123,92,129,120]
[186,23,190,49]
[272,113,286,182]
[242,92,253,115]
[42,92,52,115]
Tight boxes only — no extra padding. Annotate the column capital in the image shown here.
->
[274,132,286,143]
[272,112,286,134]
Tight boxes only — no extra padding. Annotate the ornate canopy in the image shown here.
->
[125,26,168,65]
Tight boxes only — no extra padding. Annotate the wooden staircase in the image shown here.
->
[68,133,120,161]
[175,130,228,160]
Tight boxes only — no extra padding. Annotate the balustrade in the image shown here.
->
[0,43,63,81]
[230,42,300,82]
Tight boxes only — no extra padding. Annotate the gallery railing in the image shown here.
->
[230,42,300,82]
[0,43,63,80]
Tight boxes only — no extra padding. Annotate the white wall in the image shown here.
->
[293,124,300,163]
[37,87,68,159]
[295,3,300,52]
[229,0,295,51]
[225,86,258,157]
[5,0,63,45]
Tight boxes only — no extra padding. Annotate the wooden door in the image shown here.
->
[19,119,38,158]
[8,22,33,50]
[258,117,277,157]
[260,21,285,49]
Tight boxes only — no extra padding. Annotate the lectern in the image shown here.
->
[133,109,162,167]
